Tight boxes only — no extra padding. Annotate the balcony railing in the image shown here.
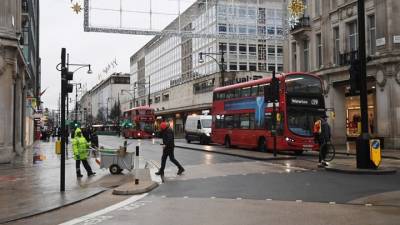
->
[339,50,358,66]
[290,17,310,31]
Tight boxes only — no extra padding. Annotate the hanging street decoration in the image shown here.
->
[71,2,82,14]
[287,0,306,28]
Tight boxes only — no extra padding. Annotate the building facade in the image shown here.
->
[79,73,130,125]
[284,0,400,148]
[128,0,284,136]
[0,0,41,163]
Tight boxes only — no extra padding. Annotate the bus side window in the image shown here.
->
[233,114,240,128]
[265,113,272,130]
[225,115,233,128]
[249,113,255,129]
[242,87,251,97]
[234,88,241,98]
[251,86,258,96]
[258,84,266,96]
[240,114,250,129]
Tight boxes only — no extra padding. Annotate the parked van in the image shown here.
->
[184,115,212,144]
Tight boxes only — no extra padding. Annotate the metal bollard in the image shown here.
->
[135,146,139,185]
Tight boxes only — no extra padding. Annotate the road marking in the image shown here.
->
[365,203,373,207]
[236,198,242,200]
[161,195,166,198]
[211,196,216,199]
[184,196,189,199]
[59,193,148,225]
[295,200,302,203]
[266,199,272,201]
[329,202,336,205]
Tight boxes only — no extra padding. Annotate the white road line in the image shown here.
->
[58,193,148,225]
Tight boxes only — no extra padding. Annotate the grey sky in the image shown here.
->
[40,0,195,109]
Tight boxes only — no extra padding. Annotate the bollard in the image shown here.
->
[135,146,139,185]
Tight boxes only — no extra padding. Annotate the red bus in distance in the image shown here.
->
[211,72,326,154]
[122,106,155,139]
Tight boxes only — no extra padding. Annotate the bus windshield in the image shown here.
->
[139,122,154,133]
[287,109,323,137]
[285,74,322,94]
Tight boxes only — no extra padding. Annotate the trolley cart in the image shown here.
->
[98,148,134,174]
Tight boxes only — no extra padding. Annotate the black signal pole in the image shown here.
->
[356,0,372,169]
[60,48,66,192]
[272,70,277,157]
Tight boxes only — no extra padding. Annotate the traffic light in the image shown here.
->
[62,69,74,94]
[264,77,279,102]
[349,59,361,95]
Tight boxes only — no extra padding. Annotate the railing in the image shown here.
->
[339,50,358,66]
[290,17,310,31]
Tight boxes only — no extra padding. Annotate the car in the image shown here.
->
[184,115,212,145]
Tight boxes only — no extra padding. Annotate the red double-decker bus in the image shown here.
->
[122,106,155,139]
[211,72,326,154]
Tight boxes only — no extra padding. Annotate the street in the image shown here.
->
[8,135,400,225]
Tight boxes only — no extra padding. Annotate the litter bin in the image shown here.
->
[55,140,61,155]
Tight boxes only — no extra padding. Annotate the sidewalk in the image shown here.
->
[0,140,132,224]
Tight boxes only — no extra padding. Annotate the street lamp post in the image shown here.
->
[198,47,225,86]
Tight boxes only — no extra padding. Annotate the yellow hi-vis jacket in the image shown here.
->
[72,128,89,160]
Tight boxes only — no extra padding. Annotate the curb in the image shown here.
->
[112,181,159,195]
[335,151,400,160]
[325,165,397,175]
[175,144,296,161]
[0,188,107,224]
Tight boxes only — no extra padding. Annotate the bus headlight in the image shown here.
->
[206,133,210,136]
[285,137,295,143]
[138,133,141,136]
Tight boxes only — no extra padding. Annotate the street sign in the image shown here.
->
[370,139,381,167]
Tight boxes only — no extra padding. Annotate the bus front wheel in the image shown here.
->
[258,138,267,152]
[224,136,231,148]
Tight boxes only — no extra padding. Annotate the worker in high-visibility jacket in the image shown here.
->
[72,128,96,178]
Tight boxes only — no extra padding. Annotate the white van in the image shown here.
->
[184,115,212,145]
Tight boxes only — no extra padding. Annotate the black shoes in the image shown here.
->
[155,171,164,176]
[88,172,96,176]
[77,174,83,178]
[177,168,185,175]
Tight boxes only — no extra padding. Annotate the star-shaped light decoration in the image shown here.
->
[288,0,306,18]
[71,2,82,14]
[288,15,300,29]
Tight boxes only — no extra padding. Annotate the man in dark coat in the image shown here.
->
[155,122,185,176]
[318,114,331,166]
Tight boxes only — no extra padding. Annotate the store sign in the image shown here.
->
[394,36,400,44]
[288,97,320,107]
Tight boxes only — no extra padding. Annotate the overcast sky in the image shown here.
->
[40,0,195,109]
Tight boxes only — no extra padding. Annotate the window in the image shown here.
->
[303,40,309,72]
[239,44,247,55]
[229,43,237,53]
[249,63,257,71]
[225,115,234,128]
[267,26,275,35]
[239,7,247,18]
[218,24,227,33]
[316,33,322,68]
[251,86,258,96]
[233,114,240,128]
[258,84,266,96]
[258,26,266,35]
[228,24,236,33]
[239,62,247,71]
[239,25,247,34]
[248,26,257,35]
[154,96,160,103]
[248,8,256,19]
[268,65,276,72]
[249,44,256,55]
[348,20,358,51]
[240,114,250,129]
[162,93,169,101]
[258,63,266,71]
[277,64,283,72]
[241,87,251,97]
[229,62,237,71]
[315,0,320,16]
[292,42,297,71]
[226,90,235,99]
[234,88,241,98]
[219,43,227,52]
[333,27,340,65]
[367,15,376,56]
[258,8,266,24]
[249,113,255,129]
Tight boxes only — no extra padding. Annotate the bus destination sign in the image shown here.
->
[288,97,320,107]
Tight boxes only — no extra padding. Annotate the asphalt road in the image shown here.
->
[10,135,400,225]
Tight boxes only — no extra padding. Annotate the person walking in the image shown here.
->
[316,114,331,167]
[72,128,96,178]
[155,121,185,176]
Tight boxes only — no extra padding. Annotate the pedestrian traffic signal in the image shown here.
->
[349,59,361,95]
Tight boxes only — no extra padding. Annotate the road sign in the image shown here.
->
[370,139,381,167]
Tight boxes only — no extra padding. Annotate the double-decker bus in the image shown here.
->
[122,106,155,139]
[211,72,326,154]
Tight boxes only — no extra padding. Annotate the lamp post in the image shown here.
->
[71,83,82,122]
[198,47,225,86]
[56,48,91,192]
[121,89,135,108]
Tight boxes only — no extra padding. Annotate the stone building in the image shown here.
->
[0,0,41,163]
[284,0,400,148]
